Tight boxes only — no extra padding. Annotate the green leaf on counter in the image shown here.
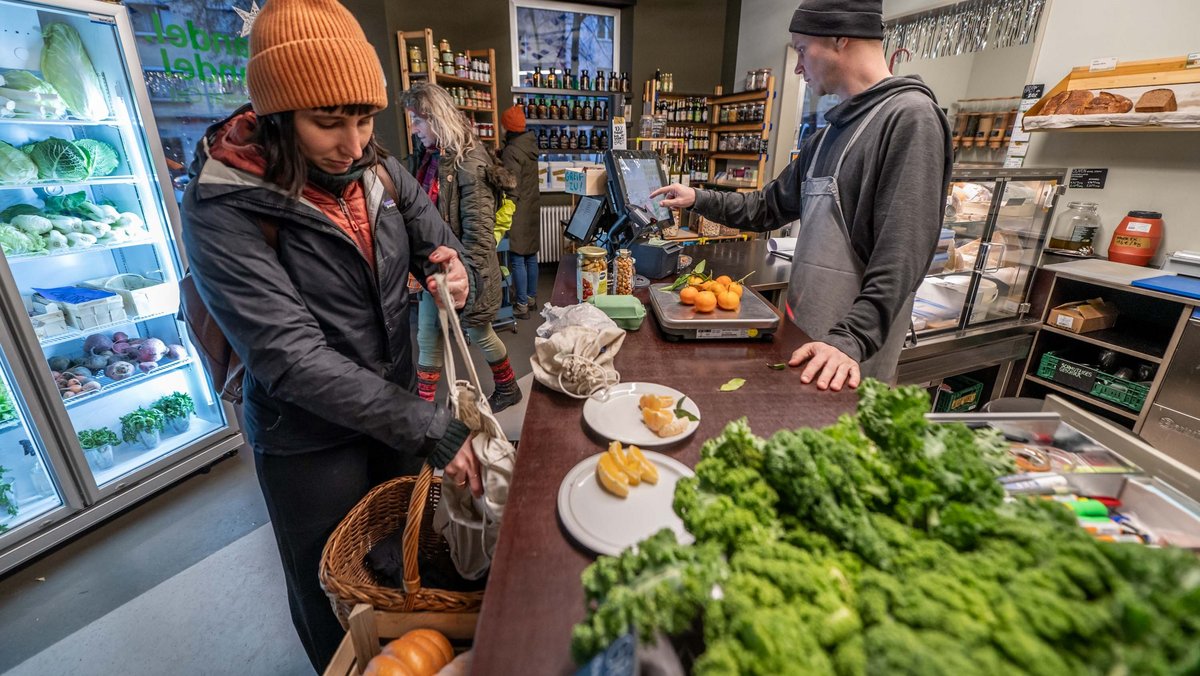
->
[767,362,787,370]
[719,378,746,392]
[674,396,700,421]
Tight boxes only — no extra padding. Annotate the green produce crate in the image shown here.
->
[1036,351,1149,412]
[933,374,984,412]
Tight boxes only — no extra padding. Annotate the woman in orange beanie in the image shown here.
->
[180,0,484,668]
[401,82,523,413]
[499,104,542,319]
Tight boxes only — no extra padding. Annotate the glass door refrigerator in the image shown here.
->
[0,0,242,575]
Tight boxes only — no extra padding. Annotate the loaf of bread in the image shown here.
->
[1082,91,1134,115]
[1047,90,1095,115]
[1033,91,1069,116]
[1135,88,1178,112]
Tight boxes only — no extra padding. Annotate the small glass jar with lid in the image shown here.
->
[613,249,636,295]
[577,246,609,301]
[1048,201,1102,256]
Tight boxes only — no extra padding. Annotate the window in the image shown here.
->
[510,0,620,86]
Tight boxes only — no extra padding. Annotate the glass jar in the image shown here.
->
[1048,201,1102,256]
[577,246,608,301]
[613,249,636,295]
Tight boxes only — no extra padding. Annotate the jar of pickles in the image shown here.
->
[613,249,635,295]
[577,246,608,301]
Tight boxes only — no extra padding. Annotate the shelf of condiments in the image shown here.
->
[522,67,630,93]
[716,102,766,124]
[536,127,609,151]
[472,121,495,141]
[716,133,768,153]
[660,127,710,152]
[654,97,710,124]
[448,87,493,110]
[520,97,610,122]
[407,39,492,83]
[951,100,1019,151]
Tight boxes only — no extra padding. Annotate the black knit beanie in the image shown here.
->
[789,0,884,40]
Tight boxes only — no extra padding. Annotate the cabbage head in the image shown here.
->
[0,69,59,95]
[40,23,110,121]
[0,141,37,184]
[26,138,90,181]
[74,140,119,177]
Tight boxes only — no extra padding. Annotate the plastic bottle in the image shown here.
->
[1108,210,1164,266]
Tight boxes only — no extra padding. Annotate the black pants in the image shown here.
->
[254,439,423,672]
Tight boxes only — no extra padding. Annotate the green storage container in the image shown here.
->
[587,294,646,330]
[1037,351,1149,412]
[933,374,984,412]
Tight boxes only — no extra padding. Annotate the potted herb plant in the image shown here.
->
[78,428,118,470]
[120,407,165,451]
[152,392,195,435]
[0,465,17,532]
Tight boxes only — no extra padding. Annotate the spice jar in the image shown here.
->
[613,249,636,295]
[577,246,608,301]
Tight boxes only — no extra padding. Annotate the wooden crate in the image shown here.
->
[323,604,478,676]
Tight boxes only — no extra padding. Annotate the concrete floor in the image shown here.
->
[0,267,555,675]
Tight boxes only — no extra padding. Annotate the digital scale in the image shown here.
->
[646,283,781,341]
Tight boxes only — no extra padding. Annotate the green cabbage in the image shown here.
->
[0,224,46,254]
[0,69,59,95]
[0,140,37,184]
[40,23,109,121]
[26,137,90,181]
[12,214,52,235]
[74,139,119,177]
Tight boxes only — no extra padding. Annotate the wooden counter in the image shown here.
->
[469,256,857,676]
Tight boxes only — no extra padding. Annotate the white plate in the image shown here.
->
[557,451,695,556]
[582,382,701,447]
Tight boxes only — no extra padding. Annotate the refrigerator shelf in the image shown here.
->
[0,418,19,433]
[38,309,177,348]
[0,176,138,191]
[8,235,157,263]
[61,356,193,409]
[0,117,124,127]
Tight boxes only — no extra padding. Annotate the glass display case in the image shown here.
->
[0,0,240,575]
[913,167,1067,337]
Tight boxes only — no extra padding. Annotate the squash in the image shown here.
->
[362,653,414,676]
[377,628,454,675]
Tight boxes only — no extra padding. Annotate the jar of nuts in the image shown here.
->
[613,249,635,295]
[577,246,608,301]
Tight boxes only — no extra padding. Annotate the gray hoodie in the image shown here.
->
[692,75,952,363]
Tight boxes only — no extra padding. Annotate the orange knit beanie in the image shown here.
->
[247,0,388,116]
[500,105,526,133]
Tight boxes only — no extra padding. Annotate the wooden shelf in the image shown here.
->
[456,105,494,113]
[711,123,765,132]
[713,89,771,105]
[1023,375,1140,421]
[698,180,757,190]
[653,91,718,98]
[436,72,494,88]
[710,152,762,161]
[1039,324,1165,363]
[664,228,748,243]
[526,118,608,126]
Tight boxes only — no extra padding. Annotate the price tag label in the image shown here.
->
[1187,52,1200,69]
[610,117,627,150]
[1089,57,1118,72]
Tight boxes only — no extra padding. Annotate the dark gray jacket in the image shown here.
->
[500,131,541,256]
[408,143,506,327]
[692,76,952,363]
[182,120,476,459]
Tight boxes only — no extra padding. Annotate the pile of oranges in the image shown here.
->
[678,273,744,313]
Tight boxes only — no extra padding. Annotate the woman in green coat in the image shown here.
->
[499,105,542,319]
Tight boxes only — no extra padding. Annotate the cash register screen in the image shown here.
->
[564,195,606,243]
[606,150,674,228]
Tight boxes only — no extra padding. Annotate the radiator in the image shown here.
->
[539,205,572,262]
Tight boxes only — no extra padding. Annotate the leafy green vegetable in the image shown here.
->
[0,140,37,184]
[26,138,90,181]
[0,225,46,254]
[45,229,67,250]
[0,378,16,423]
[78,427,119,449]
[0,69,59,95]
[719,378,745,392]
[74,139,119,177]
[119,407,165,443]
[12,214,52,235]
[0,203,42,221]
[40,23,110,121]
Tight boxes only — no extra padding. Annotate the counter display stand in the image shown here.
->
[397,29,499,155]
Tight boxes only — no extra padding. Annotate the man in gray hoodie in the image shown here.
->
[652,0,952,392]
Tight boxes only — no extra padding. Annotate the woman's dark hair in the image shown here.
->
[248,104,389,197]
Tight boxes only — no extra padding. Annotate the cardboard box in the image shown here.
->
[537,162,550,191]
[1048,298,1118,334]
[565,165,607,196]
[547,161,572,192]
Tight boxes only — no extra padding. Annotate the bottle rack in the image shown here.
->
[397,29,500,154]
[511,87,626,158]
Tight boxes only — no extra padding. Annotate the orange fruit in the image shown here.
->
[596,453,630,497]
[381,636,441,675]
[607,442,640,485]
[708,282,727,296]
[727,282,744,298]
[688,275,705,287]
[658,417,688,437]
[638,394,674,410]
[642,407,673,432]
[717,291,740,311]
[715,274,733,286]
[678,286,698,305]
[624,445,659,484]
[363,653,415,676]
[694,290,717,313]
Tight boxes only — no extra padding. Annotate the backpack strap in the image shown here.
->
[373,163,401,206]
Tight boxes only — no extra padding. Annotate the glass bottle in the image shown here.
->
[567,129,578,149]
[578,129,590,150]
[614,249,636,295]
[1048,201,1102,256]
[580,69,590,91]
[537,97,548,119]
[621,72,630,93]
[537,128,548,149]
[596,70,606,92]
[546,68,557,89]
[572,99,582,120]
[582,98,594,121]
[549,127,560,149]
[533,65,542,88]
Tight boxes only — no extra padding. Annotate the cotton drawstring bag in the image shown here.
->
[529,303,626,398]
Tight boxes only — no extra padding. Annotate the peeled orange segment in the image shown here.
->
[596,454,630,498]
[606,445,640,485]
[638,394,675,411]
[658,417,689,438]
[625,445,659,484]
[642,407,674,432]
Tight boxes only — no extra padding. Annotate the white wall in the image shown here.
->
[1024,0,1200,261]
[734,1,796,178]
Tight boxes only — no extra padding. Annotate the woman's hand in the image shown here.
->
[427,246,469,309]
[442,436,483,497]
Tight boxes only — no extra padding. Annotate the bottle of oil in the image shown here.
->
[1048,201,1102,256]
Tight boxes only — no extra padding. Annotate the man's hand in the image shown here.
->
[649,183,697,209]
[427,246,468,309]
[788,341,861,392]
[442,436,483,498]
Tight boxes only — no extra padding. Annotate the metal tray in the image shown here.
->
[647,283,781,340]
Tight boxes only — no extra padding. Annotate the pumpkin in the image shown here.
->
[376,628,454,676]
[362,653,414,676]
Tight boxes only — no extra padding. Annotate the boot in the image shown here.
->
[513,302,529,320]
[417,367,441,402]
[487,357,522,413]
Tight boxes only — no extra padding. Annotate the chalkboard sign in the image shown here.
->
[1069,168,1108,189]
[1023,84,1045,100]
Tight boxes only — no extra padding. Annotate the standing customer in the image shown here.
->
[499,105,542,319]
[652,0,952,392]
[180,0,484,669]
[403,83,523,412]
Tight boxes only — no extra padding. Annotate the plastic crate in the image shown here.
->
[1037,351,1149,412]
[933,374,984,412]
[82,274,178,318]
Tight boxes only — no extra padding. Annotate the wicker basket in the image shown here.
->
[319,465,484,628]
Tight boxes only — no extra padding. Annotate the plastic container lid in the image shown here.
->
[1127,210,1162,219]
[587,294,646,330]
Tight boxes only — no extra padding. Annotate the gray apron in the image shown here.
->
[786,95,915,384]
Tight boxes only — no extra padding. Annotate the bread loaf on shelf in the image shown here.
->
[1134,88,1178,112]
[1038,89,1095,115]
[1035,91,1069,116]
[1082,91,1134,114]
